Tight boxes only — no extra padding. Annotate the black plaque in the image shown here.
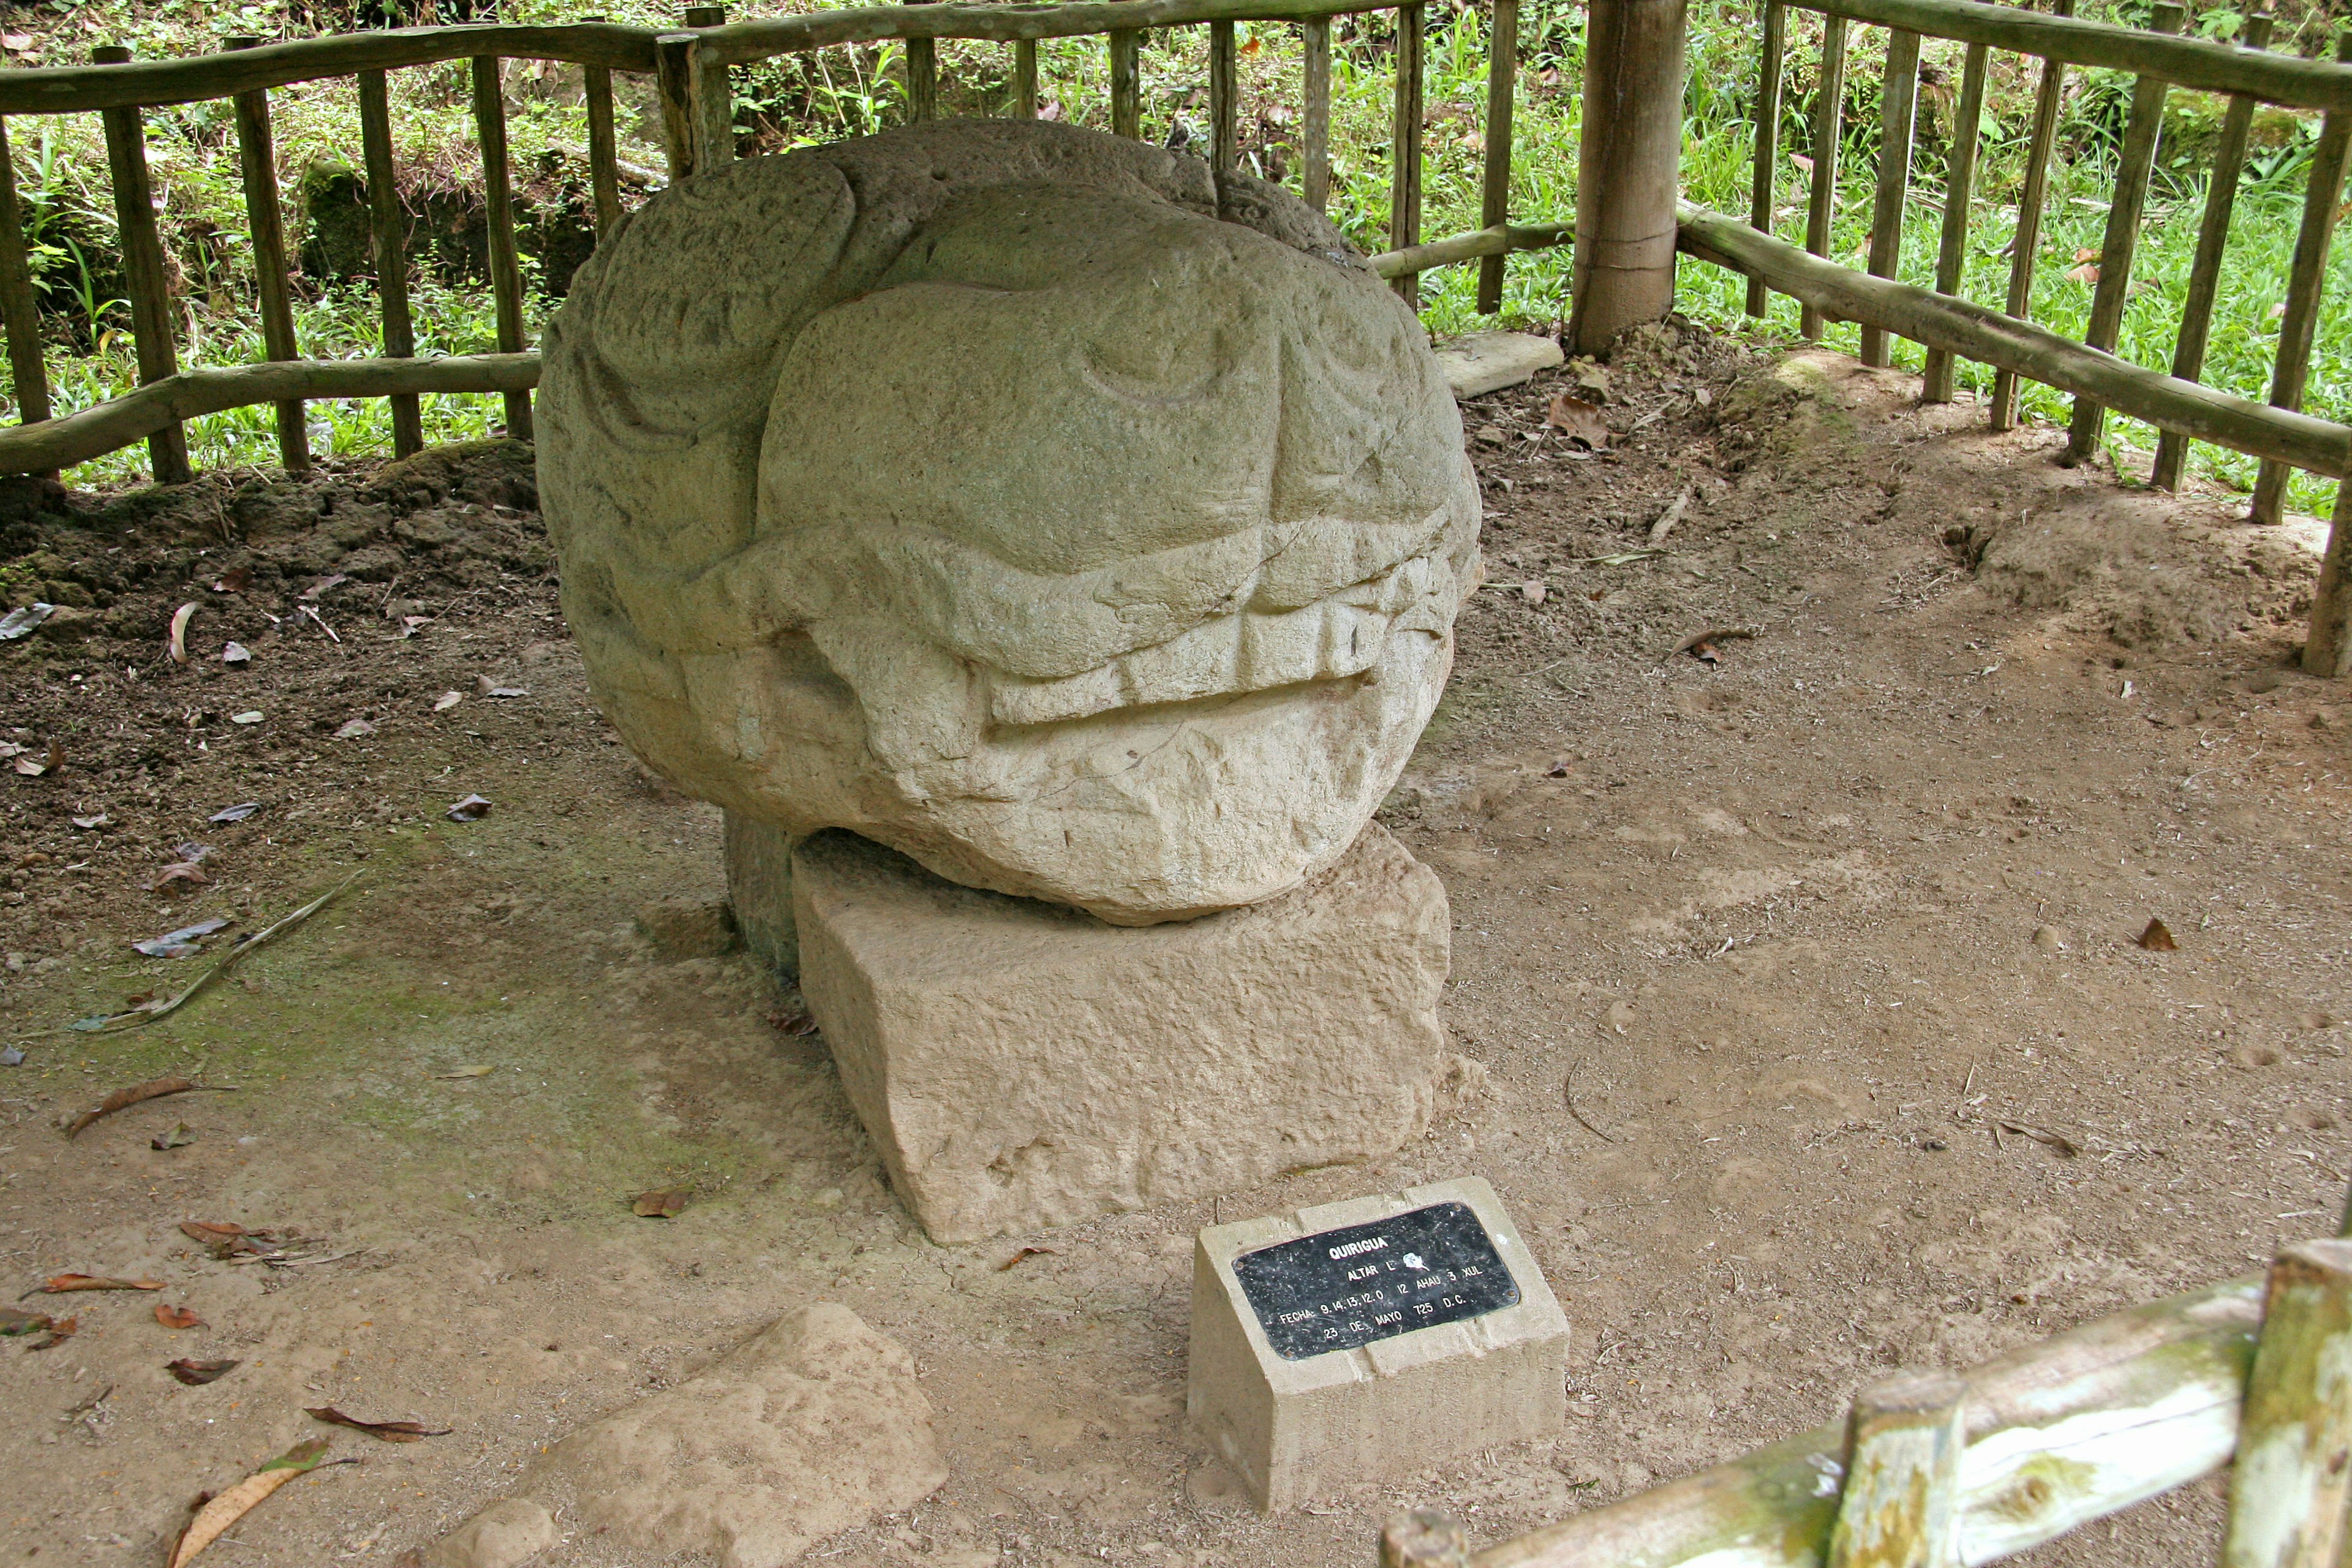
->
[1231,1201,1521,1361]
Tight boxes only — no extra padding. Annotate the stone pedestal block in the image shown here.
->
[1186,1176,1568,1511]
[792,824,1449,1245]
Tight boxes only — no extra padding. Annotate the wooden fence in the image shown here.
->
[1681,0,2352,675]
[0,0,1558,483]
[1380,1220,2352,1568]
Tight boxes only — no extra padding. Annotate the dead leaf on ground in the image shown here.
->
[0,1305,51,1335]
[67,1074,205,1138]
[996,1245,1057,1272]
[168,602,198,664]
[167,1357,240,1385]
[1997,1120,2080,1158]
[447,794,492,822]
[767,1007,820,1037]
[36,1274,167,1294]
[1545,392,1611,449]
[179,1221,279,1260]
[146,861,210,892]
[209,567,252,595]
[71,812,110,829]
[333,718,377,739]
[152,1123,195,1151]
[209,802,261,823]
[134,917,231,958]
[168,1436,336,1568]
[230,711,264,726]
[632,1188,690,1218]
[435,1065,494,1080]
[156,1303,204,1329]
[11,753,46,777]
[298,574,349,600]
[306,1406,451,1442]
[29,1316,76,1350]
[432,691,462,712]
[2138,918,2179,952]
[1671,625,1760,663]
[221,642,251,666]
[2065,260,2100,285]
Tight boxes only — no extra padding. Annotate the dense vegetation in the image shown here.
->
[0,0,2344,514]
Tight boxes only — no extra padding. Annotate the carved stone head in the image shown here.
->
[541,121,1479,923]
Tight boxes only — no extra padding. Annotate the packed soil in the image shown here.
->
[2,320,2346,1568]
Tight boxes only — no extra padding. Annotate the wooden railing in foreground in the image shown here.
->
[1718,0,2352,675]
[1381,1229,2352,1568]
[0,0,1542,484]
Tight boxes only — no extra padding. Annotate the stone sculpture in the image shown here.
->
[540,119,1480,927]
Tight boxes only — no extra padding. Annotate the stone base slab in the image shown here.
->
[793,824,1450,1245]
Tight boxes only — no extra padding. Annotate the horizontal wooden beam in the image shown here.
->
[0,353,540,475]
[1800,0,2352,112]
[698,0,1393,67]
[1472,1273,2264,1568]
[0,24,658,116]
[1366,222,1571,279]
[1676,204,2352,479]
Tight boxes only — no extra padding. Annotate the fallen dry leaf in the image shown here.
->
[167,1357,240,1385]
[11,755,45,777]
[435,1065,495,1079]
[229,711,263,726]
[298,574,349,600]
[1998,1120,2081,1158]
[156,1303,204,1329]
[168,1436,333,1568]
[996,1245,1058,1272]
[146,861,210,892]
[432,690,462,712]
[179,1221,277,1259]
[2074,246,2100,263]
[152,1123,195,1151]
[208,802,260,824]
[135,917,231,958]
[221,641,251,666]
[333,718,377,739]
[68,1074,204,1138]
[209,567,252,595]
[306,1406,451,1442]
[2065,260,2099,285]
[39,1273,167,1293]
[168,602,198,664]
[0,1305,51,1335]
[447,794,492,822]
[72,813,110,829]
[2138,917,2179,952]
[631,1188,690,1218]
[1545,391,1611,449]
[180,1219,251,1246]
[30,1315,77,1350]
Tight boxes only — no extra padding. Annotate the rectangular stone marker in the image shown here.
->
[1188,1176,1569,1511]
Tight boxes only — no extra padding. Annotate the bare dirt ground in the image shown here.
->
[2,323,2347,1568]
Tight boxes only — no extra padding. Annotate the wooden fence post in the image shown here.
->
[1302,17,1332,211]
[1014,39,1039,118]
[1860,27,1921,368]
[2220,1238,2352,1568]
[2150,11,2271,488]
[1990,0,2073,432]
[1390,2,1426,307]
[1110,29,1141,140]
[681,5,732,168]
[903,0,937,123]
[1209,20,1238,174]
[470,53,532,442]
[1477,0,1520,314]
[0,115,52,437]
[93,44,191,485]
[1920,40,1988,402]
[2304,479,2352,677]
[1800,12,1845,341]
[581,16,624,240]
[2248,27,2352,524]
[1380,1510,1470,1568]
[1570,0,1686,355]
[1825,1370,1966,1568]
[356,67,421,458]
[2062,0,2183,467]
[226,36,308,474]
[1744,0,1784,320]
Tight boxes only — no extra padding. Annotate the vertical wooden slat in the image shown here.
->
[225,36,307,473]
[94,45,190,485]
[585,66,622,238]
[2062,0,2184,467]
[1920,40,1988,402]
[1859,28,1921,368]
[0,116,52,433]
[2249,28,2352,524]
[656,33,698,178]
[2151,12,2271,489]
[1990,0,2075,432]
[1014,39,1039,119]
[471,53,532,442]
[1825,1371,1966,1568]
[1477,0,1520,314]
[1210,21,1239,174]
[1800,13,1847,341]
[357,68,420,458]
[1390,2,1426,307]
[2219,1239,2352,1568]
[1110,29,1141,140]
[682,6,732,167]
[903,0,937,124]
[1744,0,1785,319]
[1302,18,1332,212]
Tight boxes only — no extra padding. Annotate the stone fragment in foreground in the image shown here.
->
[1436,331,1565,399]
[794,824,1450,1245]
[424,1303,944,1568]
[1188,1177,1568,1510]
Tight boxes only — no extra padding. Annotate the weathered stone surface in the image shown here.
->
[793,824,1450,1244]
[420,1499,556,1568]
[542,120,1479,925]
[1436,331,1564,399]
[634,895,740,960]
[434,1303,944,1568]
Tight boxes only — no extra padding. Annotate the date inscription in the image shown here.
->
[1231,1201,1521,1360]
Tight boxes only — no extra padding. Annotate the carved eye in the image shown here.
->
[1080,320,1226,407]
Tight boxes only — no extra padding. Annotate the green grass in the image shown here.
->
[0,0,2344,516]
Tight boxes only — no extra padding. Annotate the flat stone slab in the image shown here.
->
[794,824,1450,1245]
[1436,331,1564,399]
[1187,1176,1568,1510]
